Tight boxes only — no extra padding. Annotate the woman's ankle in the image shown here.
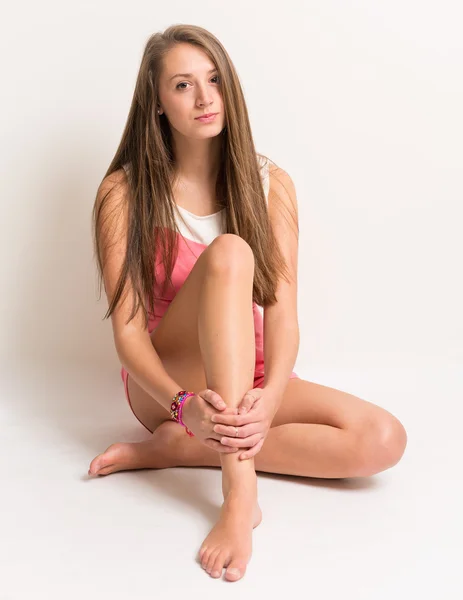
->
[222,468,257,499]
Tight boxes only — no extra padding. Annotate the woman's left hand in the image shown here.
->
[210,387,278,460]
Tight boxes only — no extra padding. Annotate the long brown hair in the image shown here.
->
[92,23,297,329]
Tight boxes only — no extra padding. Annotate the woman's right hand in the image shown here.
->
[181,389,240,453]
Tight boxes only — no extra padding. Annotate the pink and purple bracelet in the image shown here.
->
[170,390,195,437]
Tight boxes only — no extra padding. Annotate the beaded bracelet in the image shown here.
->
[170,390,195,437]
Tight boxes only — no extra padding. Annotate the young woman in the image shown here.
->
[88,24,407,582]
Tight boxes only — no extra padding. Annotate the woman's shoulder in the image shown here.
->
[96,166,132,216]
[257,153,281,179]
[256,153,271,168]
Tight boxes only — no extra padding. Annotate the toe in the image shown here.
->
[89,448,115,474]
[88,443,130,476]
[198,546,207,563]
[211,551,227,579]
[94,464,116,476]
[206,548,220,574]
[89,456,113,475]
[201,548,211,570]
[88,457,103,475]
[225,561,247,581]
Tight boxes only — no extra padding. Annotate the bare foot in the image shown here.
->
[198,485,259,582]
[88,421,182,476]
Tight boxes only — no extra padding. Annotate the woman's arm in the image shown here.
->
[96,171,181,412]
[262,164,300,402]
[263,315,300,397]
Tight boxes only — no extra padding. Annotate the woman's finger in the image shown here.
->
[203,438,239,453]
[202,389,227,411]
[238,391,260,415]
[213,422,259,439]
[220,432,262,448]
[211,411,257,427]
[239,437,265,460]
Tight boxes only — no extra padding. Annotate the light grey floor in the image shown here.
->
[1,362,461,599]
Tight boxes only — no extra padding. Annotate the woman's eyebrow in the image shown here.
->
[169,68,217,81]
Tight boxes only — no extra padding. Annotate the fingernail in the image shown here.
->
[211,416,217,422]
[218,402,226,409]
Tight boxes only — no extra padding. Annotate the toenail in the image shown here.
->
[227,568,241,577]
[212,571,220,578]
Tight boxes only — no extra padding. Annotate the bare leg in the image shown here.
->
[87,234,407,581]
[194,243,259,581]
[87,413,385,479]
[88,239,263,582]
[168,421,367,477]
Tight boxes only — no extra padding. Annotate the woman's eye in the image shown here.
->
[176,76,220,90]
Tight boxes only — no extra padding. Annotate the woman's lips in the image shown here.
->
[196,113,218,123]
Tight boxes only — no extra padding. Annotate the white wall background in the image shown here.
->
[1,2,462,598]
[1,1,461,375]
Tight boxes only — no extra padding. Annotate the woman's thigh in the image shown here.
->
[126,234,255,433]
[271,377,407,446]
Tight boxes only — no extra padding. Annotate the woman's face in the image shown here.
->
[158,43,225,139]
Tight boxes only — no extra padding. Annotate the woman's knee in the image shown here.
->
[206,234,255,275]
[355,412,408,476]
